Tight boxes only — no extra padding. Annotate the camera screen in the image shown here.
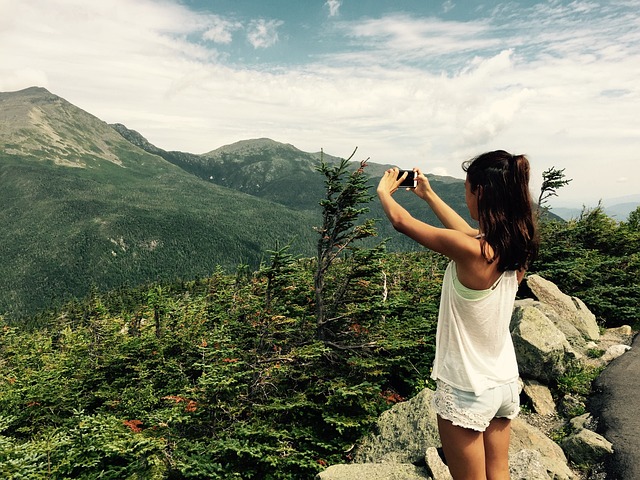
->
[397,170,416,188]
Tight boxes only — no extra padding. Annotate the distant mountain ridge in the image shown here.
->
[0,87,317,320]
[0,86,469,321]
[112,125,337,211]
[551,196,640,221]
[112,123,470,218]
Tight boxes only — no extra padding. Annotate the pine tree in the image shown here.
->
[313,149,378,343]
[537,167,572,216]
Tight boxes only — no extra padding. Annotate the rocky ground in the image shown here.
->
[589,332,640,480]
[522,325,637,480]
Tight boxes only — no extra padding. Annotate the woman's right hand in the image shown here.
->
[412,168,432,200]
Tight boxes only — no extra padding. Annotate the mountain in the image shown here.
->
[551,195,640,221]
[0,87,318,320]
[111,127,336,212]
[0,86,471,321]
[112,125,474,242]
[2,86,133,168]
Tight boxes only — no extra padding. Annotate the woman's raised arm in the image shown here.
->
[413,169,479,237]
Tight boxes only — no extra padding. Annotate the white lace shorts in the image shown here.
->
[432,379,520,432]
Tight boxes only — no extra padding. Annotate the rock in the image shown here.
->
[571,297,600,341]
[584,326,635,368]
[425,447,452,480]
[590,334,640,480]
[510,417,578,479]
[525,275,600,341]
[511,302,578,382]
[569,413,593,432]
[607,325,633,337]
[600,344,631,364]
[561,429,613,466]
[521,298,590,351]
[509,449,552,479]
[315,463,430,480]
[522,378,557,416]
[354,388,440,464]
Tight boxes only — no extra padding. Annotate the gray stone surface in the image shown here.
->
[591,333,640,480]
[354,388,440,465]
[425,447,452,480]
[315,463,430,480]
[526,275,600,341]
[561,428,613,466]
[510,417,578,480]
[522,378,557,416]
[509,449,552,480]
[510,302,577,382]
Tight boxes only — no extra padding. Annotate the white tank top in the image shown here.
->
[430,261,519,395]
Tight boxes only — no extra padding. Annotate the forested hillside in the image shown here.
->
[0,249,447,479]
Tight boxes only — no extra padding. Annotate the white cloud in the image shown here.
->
[442,1,455,14]
[246,19,283,49]
[202,16,242,44]
[342,14,497,62]
[325,0,342,17]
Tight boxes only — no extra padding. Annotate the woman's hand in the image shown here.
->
[377,168,406,197]
[413,168,432,200]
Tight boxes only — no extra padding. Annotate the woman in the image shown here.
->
[377,150,538,480]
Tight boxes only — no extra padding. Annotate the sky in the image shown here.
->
[1,0,639,207]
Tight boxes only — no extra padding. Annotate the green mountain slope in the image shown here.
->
[112,124,474,249]
[112,126,346,212]
[0,87,318,320]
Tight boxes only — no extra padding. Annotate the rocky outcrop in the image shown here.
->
[354,388,439,465]
[510,300,579,383]
[525,275,600,343]
[509,417,576,479]
[317,464,430,480]
[316,275,635,480]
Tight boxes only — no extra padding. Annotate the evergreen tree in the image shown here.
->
[537,167,572,216]
[313,149,378,343]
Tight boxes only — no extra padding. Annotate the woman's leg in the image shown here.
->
[483,417,512,480]
[437,415,487,480]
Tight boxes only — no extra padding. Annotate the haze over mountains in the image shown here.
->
[551,196,640,222]
[1,86,470,321]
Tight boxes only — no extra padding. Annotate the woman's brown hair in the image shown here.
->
[463,150,539,271]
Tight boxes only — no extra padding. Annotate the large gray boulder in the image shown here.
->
[354,387,440,464]
[561,428,613,466]
[510,301,579,382]
[316,463,430,480]
[526,299,589,351]
[510,417,578,479]
[509,449,552,479]
[525,275,600,342]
